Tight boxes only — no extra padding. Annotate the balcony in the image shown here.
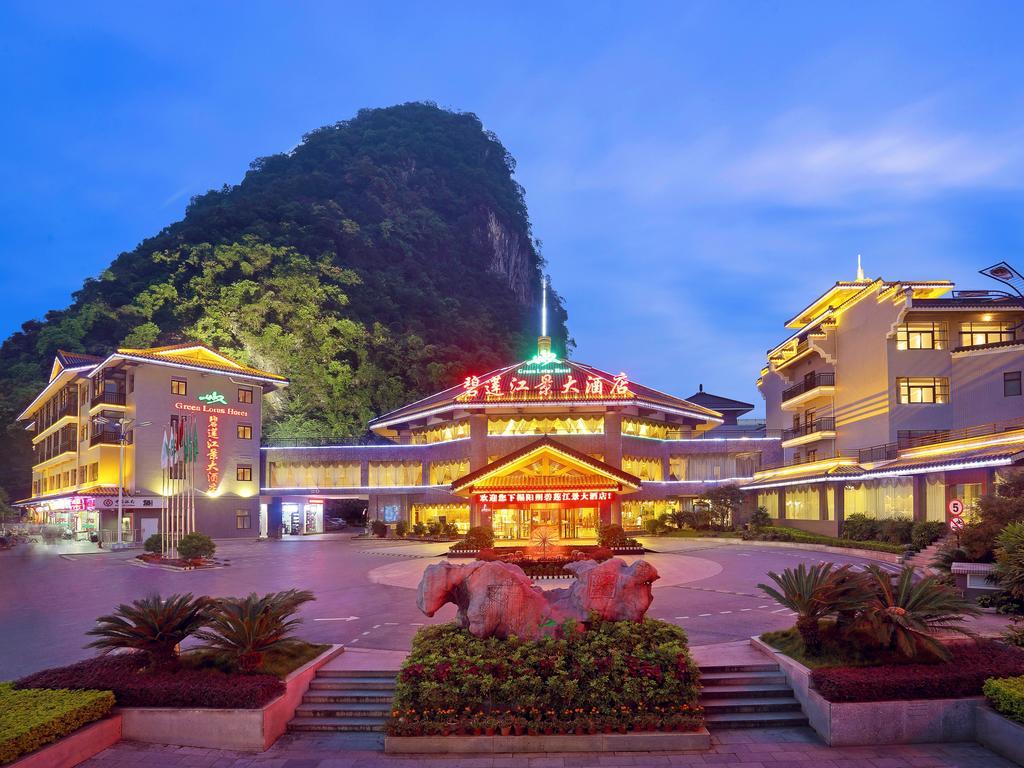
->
[90,429,122,447]
[91,391,126,409]
[781,417,837,448]
[781,371,835,410]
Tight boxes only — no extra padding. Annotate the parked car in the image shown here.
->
[325,516,347,531]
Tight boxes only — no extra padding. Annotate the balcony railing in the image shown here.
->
[858,442,899,463]
[262,434,392,448]
[91,391,126,408]
[781,372,835,402]
[781,417,836,442]
[90,430,122,447]
[761,450,858,471]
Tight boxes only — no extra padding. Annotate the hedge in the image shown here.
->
[742,526,905,554]
[15,653,283,709]
[0,682,114,764]
[984,676,1024,724]
[810,642,1024,702]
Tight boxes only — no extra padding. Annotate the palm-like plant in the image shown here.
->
[856,565,978,660]
[758,563,866,655]
[86,592,212,670]
[195,589,315,672]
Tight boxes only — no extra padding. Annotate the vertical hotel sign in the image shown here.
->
[206,415,220,491]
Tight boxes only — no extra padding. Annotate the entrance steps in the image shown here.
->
[904,535,951,574]
[287,659,808,733]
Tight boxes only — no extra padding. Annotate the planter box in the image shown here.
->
[119,644,343,752]
[751,636,981,746]
[385,729,711,754]
[977,705,1024,766]
[11,714,121,768]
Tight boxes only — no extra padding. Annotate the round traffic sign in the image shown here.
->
[950,516,966,533]
[948,499,964,517]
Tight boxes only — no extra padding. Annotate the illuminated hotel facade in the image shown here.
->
[16,345,288,541]
[748,263,1024,535]
[261,335,780,541]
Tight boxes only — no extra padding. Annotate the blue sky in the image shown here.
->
[2,2,1024,413]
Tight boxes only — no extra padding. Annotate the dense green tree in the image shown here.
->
[0,103,568,499]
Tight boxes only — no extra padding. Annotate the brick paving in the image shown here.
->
[80,728,1014,767]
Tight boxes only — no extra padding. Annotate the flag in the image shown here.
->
[160,429,170,470]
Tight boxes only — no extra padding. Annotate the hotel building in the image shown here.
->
[748,265,1024,535]
[16,344,288,542]
[260,336,780,541]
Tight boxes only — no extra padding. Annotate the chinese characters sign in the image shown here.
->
[475,490,615,503]
[456,363,633,403]
[206,415,220,491]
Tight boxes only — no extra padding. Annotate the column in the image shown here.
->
[604,412,623,526]
[469,414,488,471]
[913,475,927,522]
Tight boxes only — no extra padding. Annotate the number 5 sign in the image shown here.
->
[948,499,965,518]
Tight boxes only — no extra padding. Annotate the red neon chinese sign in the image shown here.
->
[456,365,632,403]
[206,415,220,491]
[474,490,615,503]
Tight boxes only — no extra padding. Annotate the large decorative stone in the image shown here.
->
[417,557,660,639]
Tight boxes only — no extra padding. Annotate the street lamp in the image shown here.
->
[94,416,152,547]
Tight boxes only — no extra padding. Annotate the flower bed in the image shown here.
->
[810,642,1024,702]
[984,675,1024,723]
[388,619,702,736]
[0,683,114,765]
[14,654,284,708]
[742,526,906,554]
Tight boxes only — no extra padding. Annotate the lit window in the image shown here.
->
[1005,371,1022,398]
[171,379,187,396]
[960,322,1014,347]
[236,510,251,529]
[897,377,949,404]
[236,465,253,482]
[237,424,253,440]
[896,322,946,350]
[238,388,253,404]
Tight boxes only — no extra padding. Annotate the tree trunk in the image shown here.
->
[796,616,822,655]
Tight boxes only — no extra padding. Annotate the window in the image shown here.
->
[896,321,946,350]
[127,374,134,394]
[897,377,949,404]
[70,468,76,485]
[238,388,253,404]
[960,321,1014,347]
[1005,371,1022,397]
[171,379,187,396]
[236,510,251,529]
[236,464,253,482]
[89,462,99,482]
[237,423,253,440]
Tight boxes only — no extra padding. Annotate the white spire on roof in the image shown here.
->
[856,254,865,282]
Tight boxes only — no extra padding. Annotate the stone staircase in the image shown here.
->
[698,660,807,729]
[286,659,808,733]
[288,668,395,732]
[903,535,951,575]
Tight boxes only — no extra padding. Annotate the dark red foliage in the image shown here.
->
[811,641,1024,702]
[14,653,284,709]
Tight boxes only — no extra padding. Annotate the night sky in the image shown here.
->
[3,2,1024,414]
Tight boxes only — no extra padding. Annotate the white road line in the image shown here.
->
[372,624,381,629]
[361,631,371,635]
[698,613,712,617]
[719,611,732,614]
[771,608,790,614]
[313,616,360,622]
[675,616,689,620]
[410,622,424,626]
[740,608,752,612]
[384,622,398,626]
[349,638,360,643]
[758,605,771,609]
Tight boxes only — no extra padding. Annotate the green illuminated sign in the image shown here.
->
[197,391,228,406]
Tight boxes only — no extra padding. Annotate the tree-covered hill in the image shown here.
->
[0,102,568,500]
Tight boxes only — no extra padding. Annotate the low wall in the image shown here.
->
[977,706,1024,766]
[773,518,840,539]
[12,714,122,768]
[751,636,981,746]
[645,537,903,564]
[385,729,711,754]
[120,645,343,752]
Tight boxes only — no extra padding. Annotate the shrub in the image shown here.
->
[427,521,441,536]
[86,593,211,670]
[0,683,114,764]
[395,520,408,537]
[388,620,702,735]
[810,641,1024,702]
[644,517,668,535]
[598,523,627,548]
[994,522,1024,599]
[741,526,905,553]
[911,521,947,551]
[1005,618,1024,649]
[412,522,427,537]
[842,513,879,541]
[463,526,494,549]
[985,676,1024,723]
[195,589,315,672]
[877,516,914,545]
[748,506,772,529]
[177,532,216,560]
[371,520,387,538]
[591,546,613,561]
[978,590,1024,615]
[15,653,283,708]
[143,533,163,554]
[476,548,497,562]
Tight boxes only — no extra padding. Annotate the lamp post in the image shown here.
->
[94,416,152,547]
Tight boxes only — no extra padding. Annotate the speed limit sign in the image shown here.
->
[950,516,966,533]
[948,499,964,517]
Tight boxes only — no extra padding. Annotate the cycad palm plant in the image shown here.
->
[86,592,212,670]
[856,565,978,660]
[758,563,866,655]
[196,589,315,672]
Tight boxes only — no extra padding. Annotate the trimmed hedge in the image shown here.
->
[742,526,905,554]
[810,641,1024,702]
[15,653,283,709]
[0,682,114,765]
[984,675,1024,724]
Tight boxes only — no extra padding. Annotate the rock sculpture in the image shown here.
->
[416,556,659,639]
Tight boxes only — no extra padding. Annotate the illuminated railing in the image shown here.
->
[781,417,835,442]
[262,435,392,447]
[760,450,858,471]
[91,391,126,408]
[781,372,835,402]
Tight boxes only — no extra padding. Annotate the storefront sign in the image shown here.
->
[475,490,615,503]
[174,401,248,417]
[206,415,220,491]
[198,390,229,406]
[456,367,632,403]
[98,496,163,509]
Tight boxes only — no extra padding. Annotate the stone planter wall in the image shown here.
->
[119,644,343,752]
[751,636,982,746]
[385,729,710,754]
[11,714,122,768]
[976,706,1024,766]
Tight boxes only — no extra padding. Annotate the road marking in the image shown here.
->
[361,631,371,636]
[314,616,360,622]
[349,638,360,643]
[410,622,424,626]
[675,616,689,620]
[771,608,790,614]
[758,605,771,609]
[372,624,381,629]
[384,622,398,626]
[740,608,752,612]
[698,613,712,617]
[719,611,732,614]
